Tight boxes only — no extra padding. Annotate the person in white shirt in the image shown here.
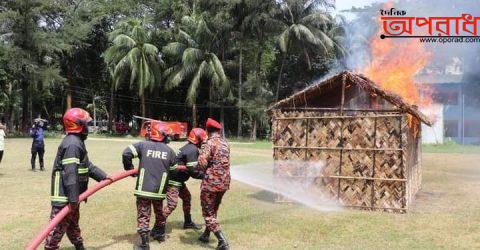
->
[0,123,5,164]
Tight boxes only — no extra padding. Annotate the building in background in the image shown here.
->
[418,68,480,145]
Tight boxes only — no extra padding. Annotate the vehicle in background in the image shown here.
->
[135,115,188,140]
[114,121,129,134]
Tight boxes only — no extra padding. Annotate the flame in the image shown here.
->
[363,4,432,107]
[362,3,432,137]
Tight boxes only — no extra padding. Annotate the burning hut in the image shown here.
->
[268,71,432,213]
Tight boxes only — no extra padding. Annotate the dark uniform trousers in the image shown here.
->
[136,197,165,236]
[31,141,45,169]
[163,184,192,218]
[45,205,82,250]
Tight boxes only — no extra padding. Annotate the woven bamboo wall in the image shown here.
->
[271,109,421,212]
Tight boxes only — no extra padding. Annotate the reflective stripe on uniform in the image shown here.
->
[50,171,68,202]
[186,161,198,166]
[129,145,138,158]
[54,171,60,197]
[50,196,68,202]
[137,168,145,191]
[158,172,167,192]
[133,190,166,199]
[168,180,183,187]
[61,157,80,165]
[78,167,88,174]
[134,171,167,199]
[169,164,178,170]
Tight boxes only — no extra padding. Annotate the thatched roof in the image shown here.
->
[268,71,432,126]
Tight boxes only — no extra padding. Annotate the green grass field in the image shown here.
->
[1,138,479,249]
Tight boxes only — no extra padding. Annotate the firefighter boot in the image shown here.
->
[198,228,210,243]
[214,231,229,250]
[74,243,85,250]
[150,225,166,242]
[135,235,150,250]
[183,214,201,229]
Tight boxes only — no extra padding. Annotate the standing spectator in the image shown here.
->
[30,117,48,171]
[0,123,6,165]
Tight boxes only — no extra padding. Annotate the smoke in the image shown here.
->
[337,1,480,144]
[231,160,342,212]
[339,0,480,79]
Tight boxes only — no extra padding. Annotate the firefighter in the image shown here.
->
[122,121,185,250]
[160,128,208,232]
[45,108,110,250]
[30,117,48,171]
[197,118,230,250]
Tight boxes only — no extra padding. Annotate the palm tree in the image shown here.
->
[275,0,342,101]
[163,14,229,126]
[103,19,163,117]
[230,0,280,138]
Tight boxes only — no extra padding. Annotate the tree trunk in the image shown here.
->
[93,96,97,133]
[21,80,29,133]
[192,104,197,127]
[303,47,311,70]
[276,54,287,102]
[66,63,73,110]
[108,82,115,133]
[141,95,146,117]
[250,118,257,141]
[237,46,243,138]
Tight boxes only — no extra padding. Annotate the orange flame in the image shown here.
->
[362,3,432,137]
[362,6,432,107]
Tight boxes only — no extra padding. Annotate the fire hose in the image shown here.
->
[26,168,139,250]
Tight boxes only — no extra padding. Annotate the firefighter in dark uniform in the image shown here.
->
[45,108,110,250]
[197,118,231,250]
[122,121,184,250]
[160,128,208,232]
[30,118,48,171]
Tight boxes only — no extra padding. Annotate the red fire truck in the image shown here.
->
[135,115,188,140]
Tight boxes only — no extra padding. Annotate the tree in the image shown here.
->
[104,19,164,117]
[275,0,340,101]
[163,14,229,126]
[0,0,64,132]
[243,72,273,140]
[230,0,279,138]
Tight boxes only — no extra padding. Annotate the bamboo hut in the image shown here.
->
[268,71,432,213]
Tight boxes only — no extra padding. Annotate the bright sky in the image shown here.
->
[336,0,386,11]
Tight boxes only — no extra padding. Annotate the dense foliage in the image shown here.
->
[0,0,345,138]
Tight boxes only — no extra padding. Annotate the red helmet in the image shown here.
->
[63,108,92,134]
[150,121,173,142]
[188,128,208,145]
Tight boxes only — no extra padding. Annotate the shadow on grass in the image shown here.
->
[247,190,277,203]
[179,230,215,249]
[166,220,204,232]
[86,233,137,250]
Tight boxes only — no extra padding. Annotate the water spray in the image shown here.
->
[231,160,341,212]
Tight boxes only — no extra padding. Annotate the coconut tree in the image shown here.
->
[103,19,163,117]
[275,0,342,101]
[230,0,280,138]
[163,14,229,126]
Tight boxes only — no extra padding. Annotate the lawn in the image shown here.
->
[0,138,479,249]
